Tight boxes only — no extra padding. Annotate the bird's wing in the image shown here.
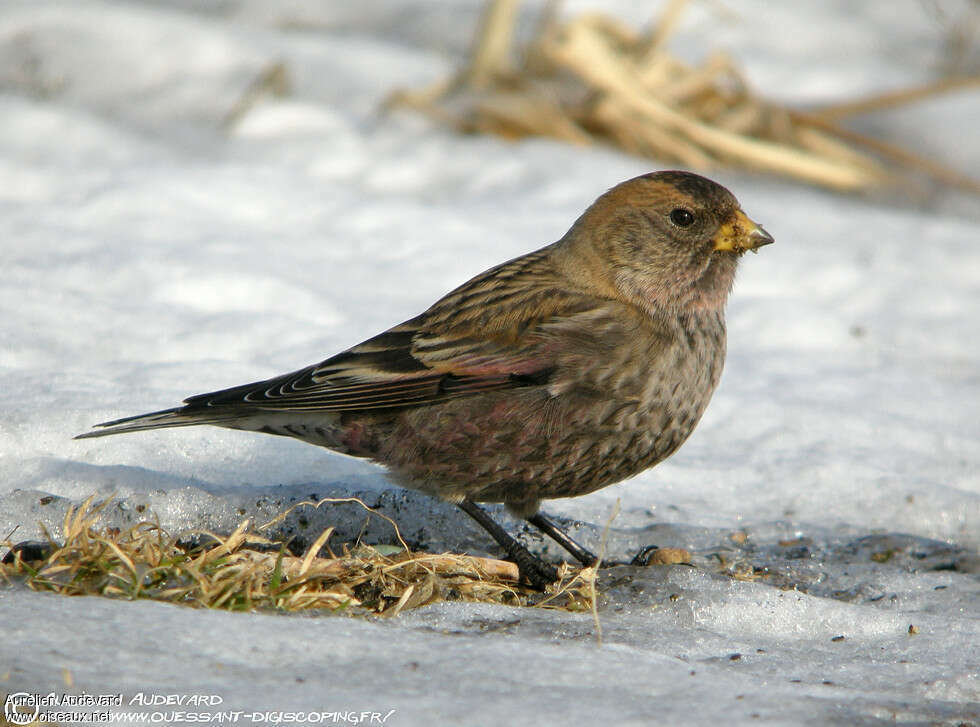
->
[178,249,603,414]
[76,250,635,439]
[177,319,539,413]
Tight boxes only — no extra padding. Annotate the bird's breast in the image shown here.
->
[377,310,727,503]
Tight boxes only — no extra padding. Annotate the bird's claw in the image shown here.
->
[515,555,559,590]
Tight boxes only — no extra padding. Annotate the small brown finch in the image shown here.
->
[78,171,773,587]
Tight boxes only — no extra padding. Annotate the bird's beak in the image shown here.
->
[713,210,775,254]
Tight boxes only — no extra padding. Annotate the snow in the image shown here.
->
[1,1,978,725]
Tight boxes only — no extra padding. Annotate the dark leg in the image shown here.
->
[457,500,558,589]
[526,512,598,567]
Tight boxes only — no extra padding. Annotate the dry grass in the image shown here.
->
[388,0,980,194]
[0,495,597,617]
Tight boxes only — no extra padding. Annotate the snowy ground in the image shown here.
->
[1,1,978,725]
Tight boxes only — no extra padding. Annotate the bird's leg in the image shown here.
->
[525,512,599,567]
[457,500,558,589]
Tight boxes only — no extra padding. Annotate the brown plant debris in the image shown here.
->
[388,0,980,194]
[0,495,598,616]
[642,546,692,565]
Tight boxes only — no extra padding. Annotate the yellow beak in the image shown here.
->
[713,210,774,253]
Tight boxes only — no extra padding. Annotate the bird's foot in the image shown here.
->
[457,499,559,589]
[511,550,559,590]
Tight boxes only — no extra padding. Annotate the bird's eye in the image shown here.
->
[670,208,695,227]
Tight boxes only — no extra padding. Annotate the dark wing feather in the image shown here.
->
[178,341,514,416]
[180,248,587,414]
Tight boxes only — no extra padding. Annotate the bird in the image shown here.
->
[77,170,774,588]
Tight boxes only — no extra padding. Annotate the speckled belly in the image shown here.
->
[376,354,720,507]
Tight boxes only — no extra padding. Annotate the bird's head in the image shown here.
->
[563,170,773,315]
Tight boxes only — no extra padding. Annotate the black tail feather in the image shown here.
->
[74,406,238,439]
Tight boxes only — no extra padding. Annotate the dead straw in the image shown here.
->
[387,0,980,194]
[0,494,595,616]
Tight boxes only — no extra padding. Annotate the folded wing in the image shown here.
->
[77,249,606,438]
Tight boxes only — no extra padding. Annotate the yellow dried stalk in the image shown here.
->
[540,13,881,189]
[468,0,522,88]
[810,76,980,120]
[387,0,979,194]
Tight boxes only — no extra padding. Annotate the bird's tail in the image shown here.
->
[74,406,239,440]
